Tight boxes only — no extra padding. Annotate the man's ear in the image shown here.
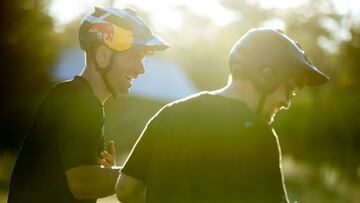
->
[95,45,112,69]
[259,66,277,85]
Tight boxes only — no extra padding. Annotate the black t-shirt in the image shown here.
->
[122,92,288,203]
[8,76,104,203]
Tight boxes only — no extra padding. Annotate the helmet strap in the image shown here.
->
[91,49,118,98]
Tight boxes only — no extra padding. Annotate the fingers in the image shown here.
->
[101,151,114,163]
[98,140,117,168]
[107,140,116,156]
[97,157,112,168]
[98,152,114,167]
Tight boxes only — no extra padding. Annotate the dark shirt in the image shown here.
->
[122,92,287,203]
[8,76,104,203]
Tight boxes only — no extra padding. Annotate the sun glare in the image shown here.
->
[49,0,100,27]
[329,0,360,16]
[49,0,360,31]
[257,0,308,9]
[49,0,237,31]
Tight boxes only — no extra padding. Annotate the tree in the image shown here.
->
[0,0,59,150]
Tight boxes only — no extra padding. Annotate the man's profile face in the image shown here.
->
[263,80,299,123]
[107,46,148,94]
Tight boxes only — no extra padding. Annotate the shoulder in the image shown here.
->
[141,92,209,130]
[52,78,98,105]
[162,91,209,111]
[40,80,78,106]
[47,79,101,115]
[49,77,94,97]
[45,80,72,97]
[34,81,72,110]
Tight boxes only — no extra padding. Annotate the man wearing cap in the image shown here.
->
[8,6,169,203]
[116,29,329,203]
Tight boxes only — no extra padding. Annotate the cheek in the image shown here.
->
[107,64,125,85]
[116,59,138,74]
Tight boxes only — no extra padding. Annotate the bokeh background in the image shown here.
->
[1,0,360,202]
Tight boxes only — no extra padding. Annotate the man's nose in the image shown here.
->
[136,61,145,75]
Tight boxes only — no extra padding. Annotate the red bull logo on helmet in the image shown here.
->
[89,22,134,52]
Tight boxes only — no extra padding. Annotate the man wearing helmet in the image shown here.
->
[8,6,168,203]
[116,29,329,203]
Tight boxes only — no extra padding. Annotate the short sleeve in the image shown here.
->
[57,98,103,171]
[121,109,163,182]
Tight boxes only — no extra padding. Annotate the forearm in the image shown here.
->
[84,166,120,198]
[66,165,121,199]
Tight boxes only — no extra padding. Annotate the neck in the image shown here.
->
[81,64,111,105]
[212,77,262,113]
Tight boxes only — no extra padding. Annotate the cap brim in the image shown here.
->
[144,34,170,51]
[303,63,330,86]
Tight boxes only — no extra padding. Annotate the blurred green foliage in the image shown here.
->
[0,0,59,149]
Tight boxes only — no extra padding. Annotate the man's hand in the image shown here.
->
[98,140,116,168]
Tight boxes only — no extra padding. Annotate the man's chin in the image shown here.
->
[117,90,129,95]
[117,87,131,95]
